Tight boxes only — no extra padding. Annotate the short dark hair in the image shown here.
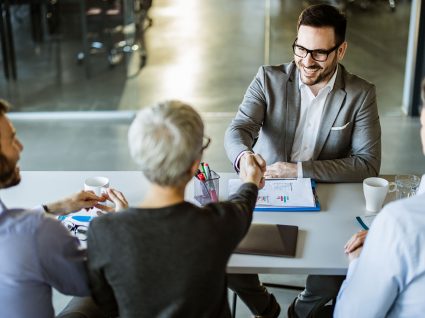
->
[297,4,347,45]
[0,99,10,115]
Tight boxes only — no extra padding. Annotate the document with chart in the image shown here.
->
[228,178,320,212]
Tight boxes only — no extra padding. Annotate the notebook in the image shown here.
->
[235,223,298,257]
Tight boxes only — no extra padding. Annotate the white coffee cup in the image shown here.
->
[363,177,394,214]
[84,176,110,196]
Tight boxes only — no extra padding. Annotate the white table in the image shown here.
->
[0,171,367,275]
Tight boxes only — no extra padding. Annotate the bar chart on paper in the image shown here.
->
[228,178,320,212]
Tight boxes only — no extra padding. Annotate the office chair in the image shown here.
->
[77,0,151,71]
[347,0,397,11]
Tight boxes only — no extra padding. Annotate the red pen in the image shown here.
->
[197,173,206,181]
[197,173,211,199]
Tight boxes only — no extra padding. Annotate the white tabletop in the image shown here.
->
[0,171,367,275]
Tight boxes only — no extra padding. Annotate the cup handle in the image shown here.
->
[388,182,397,193]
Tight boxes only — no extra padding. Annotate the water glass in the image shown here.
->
[394,174,420,200]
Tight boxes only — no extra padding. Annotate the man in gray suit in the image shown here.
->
[225,4,381,317]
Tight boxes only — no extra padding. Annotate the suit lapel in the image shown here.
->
[284,64,301,161]
[313,66,346,158]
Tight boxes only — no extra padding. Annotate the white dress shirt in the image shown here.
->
[335,174,425,318]
[291,67,338,177]
[234,67,338,175]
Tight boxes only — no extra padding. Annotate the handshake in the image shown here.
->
[239,153,266,188]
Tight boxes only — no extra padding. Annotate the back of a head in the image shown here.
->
[297,4,347,45]
[128,100,204,187]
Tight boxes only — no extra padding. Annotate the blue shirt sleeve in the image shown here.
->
[36,216,90,296]
[334,206,406,317]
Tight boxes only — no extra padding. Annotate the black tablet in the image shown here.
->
[235,223,298,257]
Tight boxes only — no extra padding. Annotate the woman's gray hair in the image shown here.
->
[128,100,204,186]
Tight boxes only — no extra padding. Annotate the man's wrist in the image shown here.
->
[42,204,51,214]
[43,201,65,215]
[235,150,254,172]
[297,162,303,178]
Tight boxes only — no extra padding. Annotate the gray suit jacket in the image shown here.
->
[224,62,381,182]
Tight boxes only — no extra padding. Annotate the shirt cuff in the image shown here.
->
[297,162,303,178]
[346,257,359,279]
[32,205,46,214]
[234,150,254,172]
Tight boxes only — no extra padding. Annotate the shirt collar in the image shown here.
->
[299,65,338,95]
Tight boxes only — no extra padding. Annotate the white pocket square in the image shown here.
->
[331,122,350,131]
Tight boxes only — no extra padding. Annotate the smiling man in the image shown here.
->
[225,4,381,318]
[0,99,113,318]
[225,4,381,183]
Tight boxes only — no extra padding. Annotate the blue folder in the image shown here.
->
[254,180,321,212]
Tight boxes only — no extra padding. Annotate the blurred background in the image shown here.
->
[2,0,424,315]
[0,0,424,173]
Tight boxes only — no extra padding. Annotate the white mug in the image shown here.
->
[84,176,110,196]
[363,177,395,214]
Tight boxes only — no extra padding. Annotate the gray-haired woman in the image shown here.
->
[87,100,265,318]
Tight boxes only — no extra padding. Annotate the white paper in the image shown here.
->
[229,178,316,208]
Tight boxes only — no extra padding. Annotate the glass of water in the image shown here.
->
[394,174,421,200]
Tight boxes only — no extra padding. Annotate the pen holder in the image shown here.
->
[194,170,220,205]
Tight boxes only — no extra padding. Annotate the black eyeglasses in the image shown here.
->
[201,136,211,152]
[292,39,341,62]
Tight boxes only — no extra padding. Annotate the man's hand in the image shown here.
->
[348,246,363,262]
[239,153,266,188]
[95,188,129,213]
[344,230,368,262]
[45,191,103,216]
[265,162,297,178]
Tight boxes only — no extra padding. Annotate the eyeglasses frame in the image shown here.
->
[292,39,342,62]
[201,136,211,152]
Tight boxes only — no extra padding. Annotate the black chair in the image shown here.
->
[77,0,152,75]
[0,0,60,80]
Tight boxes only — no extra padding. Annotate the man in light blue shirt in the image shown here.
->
[335,80,425,317]
[0,99,108,317]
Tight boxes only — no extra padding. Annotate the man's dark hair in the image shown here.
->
[297,4,347,46]
[0,99,10,115]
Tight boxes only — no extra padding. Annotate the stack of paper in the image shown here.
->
[228,178,319,212]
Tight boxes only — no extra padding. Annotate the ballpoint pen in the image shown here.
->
[203,163,218,202]
[197,173,211,198]
[200,163,207,179]
[204,163,212,180]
